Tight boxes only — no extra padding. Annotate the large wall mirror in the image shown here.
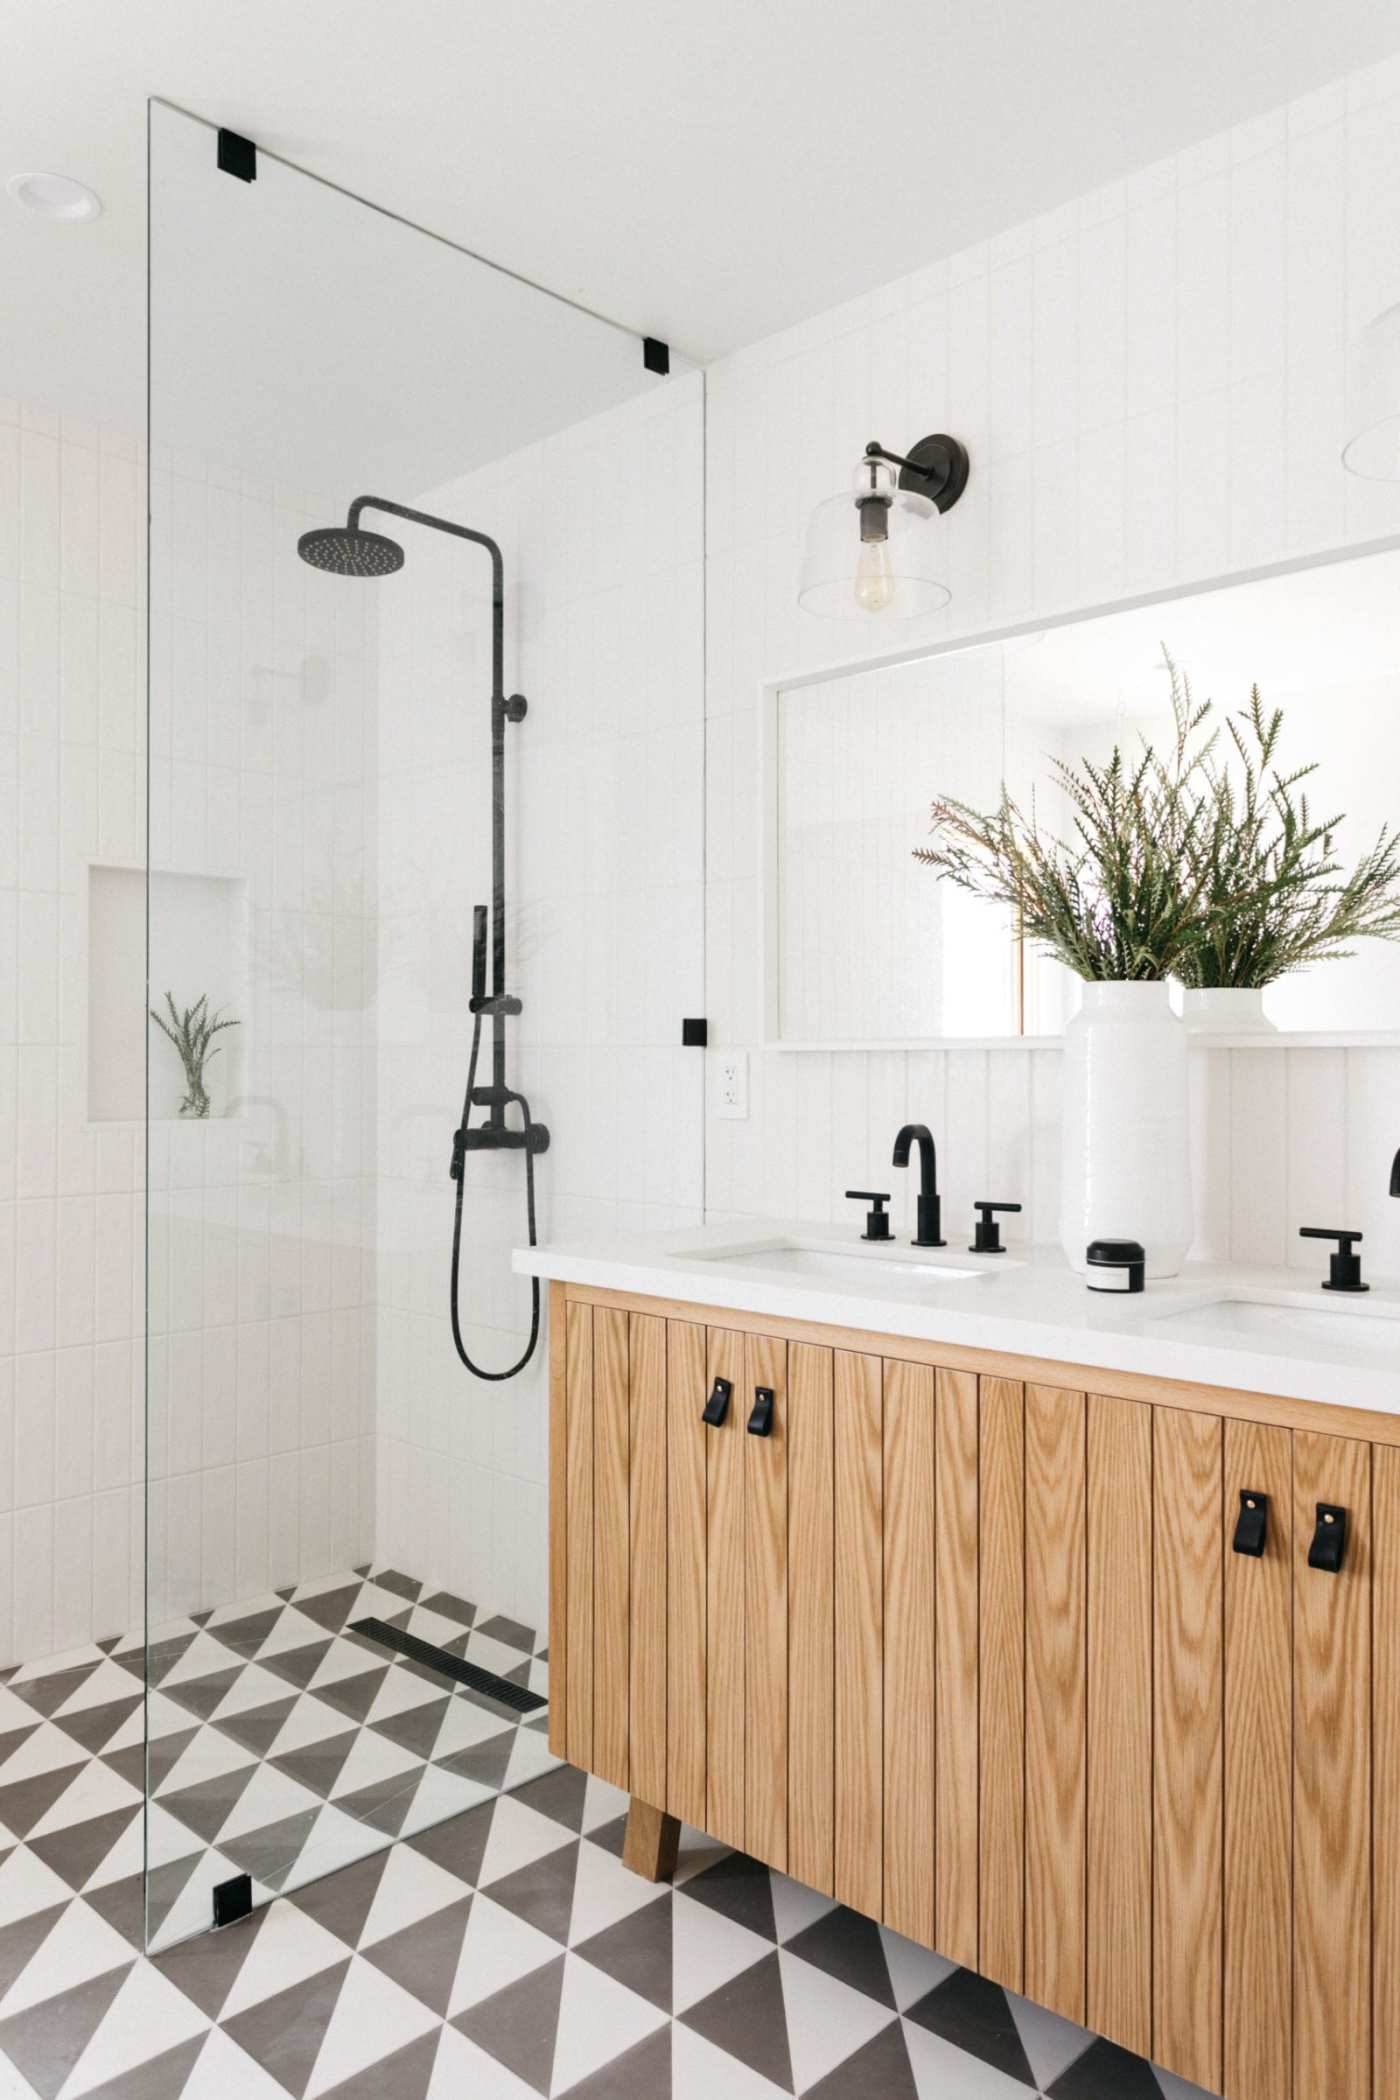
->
[773,543,1400,1044]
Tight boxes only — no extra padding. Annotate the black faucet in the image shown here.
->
[892,1124,946,1248]
[1391,1148,1400,1198]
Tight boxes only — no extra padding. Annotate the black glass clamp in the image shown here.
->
[1232,1489,1269,1558]
[1308,1502,1348,1574]
[701,1377,732,1428]
[747,1387,775,1438]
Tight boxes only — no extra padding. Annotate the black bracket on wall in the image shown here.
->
[682,1018,707,1047]
[217,129,257,183]
[643,337,670,376]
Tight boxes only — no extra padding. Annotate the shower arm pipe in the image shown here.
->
[348,494,514,1125]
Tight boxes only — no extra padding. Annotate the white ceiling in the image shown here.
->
[5,0,1400,437]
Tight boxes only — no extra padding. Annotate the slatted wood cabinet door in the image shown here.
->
[549,1289,1399,2100]
[1293,1429,1371,2100]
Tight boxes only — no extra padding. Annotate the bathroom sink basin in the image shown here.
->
[691,1241,982,1294]
[1150,1294,1400,1359]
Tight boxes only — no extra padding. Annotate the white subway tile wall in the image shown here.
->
[703,52,1400,1275]
[0,404,378,1667]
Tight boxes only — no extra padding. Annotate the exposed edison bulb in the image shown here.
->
[854,537,897,613]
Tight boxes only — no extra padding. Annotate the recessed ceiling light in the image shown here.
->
[6,171,102,222]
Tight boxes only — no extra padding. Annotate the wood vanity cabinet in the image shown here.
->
[548,1283,1400,2100]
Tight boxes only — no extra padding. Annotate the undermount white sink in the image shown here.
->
[1151,1293,1400,1358]
[692,1241,983,1292]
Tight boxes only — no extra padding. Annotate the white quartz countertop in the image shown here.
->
[515,1221,1400,1418]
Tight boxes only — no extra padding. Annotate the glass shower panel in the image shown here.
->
[145,99,703,1951]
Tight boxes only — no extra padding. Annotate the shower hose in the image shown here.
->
[448,1004,541,1381]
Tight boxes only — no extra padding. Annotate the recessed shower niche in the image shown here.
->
[87,863,248,1122]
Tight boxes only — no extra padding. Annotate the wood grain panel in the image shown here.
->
[745,1332,788,1872]
[628,1312,667,1811]
[788,1343,835,1896]
[706,1327,747,1850]
[1223,1417,1292,2100]
[1024,1383,1086,2025]
[935,1366,979,1969]
[882,1359,936,1946]
[548,1282,569,1760]
[593,1305,631,1790]
[979,1377,1025,1993]
[1086,1392,1152,2058]
[1153,1405,1223,2094]
[1375,1444,1400,2100]
[564,1299,595,1771]
[835,1350,883,1918]
[1293,1428,1370,2100]
[665,1320,707,1829]
[563,1282,1400,1450]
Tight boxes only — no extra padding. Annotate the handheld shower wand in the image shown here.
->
[300,496,549,1383]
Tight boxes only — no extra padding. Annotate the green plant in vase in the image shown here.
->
[912,661,1216,980]
[149,992,239,1119]
[1177,684,1400,993]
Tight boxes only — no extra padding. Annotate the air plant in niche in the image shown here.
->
[149,993,239,1119]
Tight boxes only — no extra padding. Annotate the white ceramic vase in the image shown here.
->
[1058,981,1193,1279]
[1181,987,1277,1036]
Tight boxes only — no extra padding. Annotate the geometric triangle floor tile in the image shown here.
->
[0,1566,1220,2100]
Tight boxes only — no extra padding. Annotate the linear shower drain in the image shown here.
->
[349,1616,547,1713]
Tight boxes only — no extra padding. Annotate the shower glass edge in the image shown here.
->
[144,97,705,1953]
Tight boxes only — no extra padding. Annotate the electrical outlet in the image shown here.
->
[715,1051,748,1119]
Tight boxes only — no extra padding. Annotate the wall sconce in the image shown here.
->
[798,434,970,618]
[1343,302,1400,479]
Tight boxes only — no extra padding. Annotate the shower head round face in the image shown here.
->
[297,525,405,578]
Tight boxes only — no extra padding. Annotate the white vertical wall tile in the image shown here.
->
[700,57,1400,1319]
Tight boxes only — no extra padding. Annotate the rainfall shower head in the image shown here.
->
[296,522,405,578]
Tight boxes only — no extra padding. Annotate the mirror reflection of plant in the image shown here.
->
[1176,682,1400,988]
[913,667,1216,982]
[915,652,1400,990]
[149,992,240,1119]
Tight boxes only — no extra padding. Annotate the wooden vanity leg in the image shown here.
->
[622,1798,681,1881]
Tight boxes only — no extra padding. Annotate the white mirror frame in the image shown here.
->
[760,529,1400,1053]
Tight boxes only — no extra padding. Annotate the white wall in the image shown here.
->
[0,400,378,1668]
[704,52,1400,1280]
[374,373,706,1632]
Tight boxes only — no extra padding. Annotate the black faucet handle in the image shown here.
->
[1391,1148,1400,1198]
[846,1190,893,1242]
[970,1201,1021,1255]
[1300,1227,1368,1294]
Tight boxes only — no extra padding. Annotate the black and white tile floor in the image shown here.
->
[0,1570,1219,2099]
[0,1567,554,1964]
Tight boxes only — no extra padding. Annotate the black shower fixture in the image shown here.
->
[297,495,548,1382]
[297,523,404,576]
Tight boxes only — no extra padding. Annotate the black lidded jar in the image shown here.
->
[1086,1238,1146,1293]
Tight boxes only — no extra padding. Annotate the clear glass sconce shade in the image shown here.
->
[1343,300,1400,479]
[798,487,949,618]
